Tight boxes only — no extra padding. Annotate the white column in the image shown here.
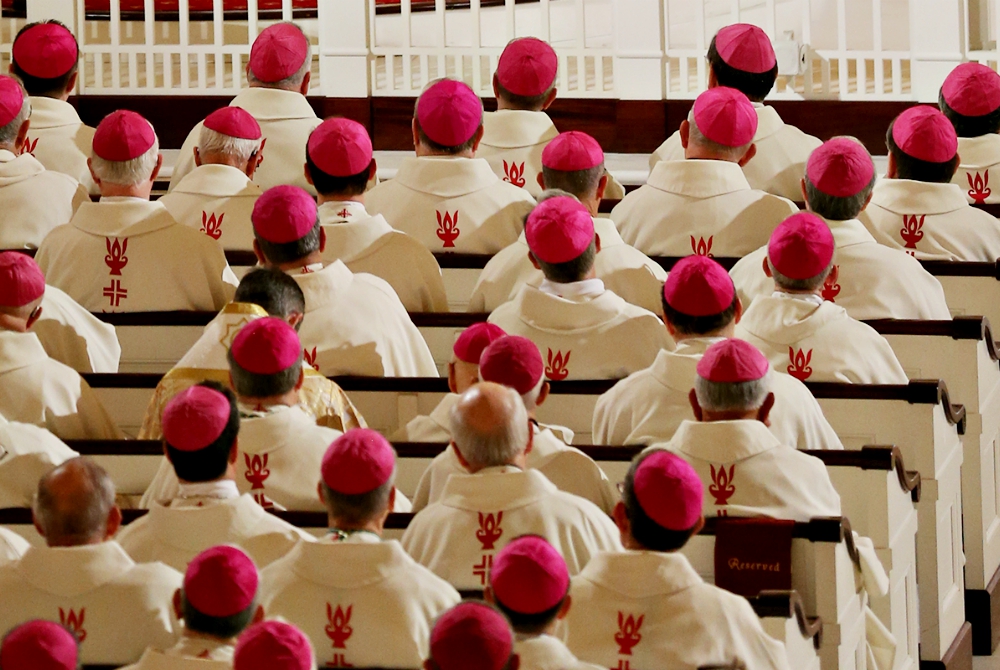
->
[26,0,76,26]
[317,0,370,97]
[908,0,966,101]
[612,0,664,100]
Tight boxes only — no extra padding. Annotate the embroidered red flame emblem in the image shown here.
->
[821,265,841,302]
[709,464,736,505]
[503,160,526,188]
[325,604,353,649]
[244,453,270,490]
[968,171,991,204]
[614,612,644,656]
[104,237,129,275]
[303,347,317,368]
[436,210,460,248]
[899,214,925,255]
[201,211,224,240]
[690,235,714,257]
[476,511,504,550]
[59,608,87,643]
[20,137,38,156]
[786,347,813,381]
[545,348,571,381]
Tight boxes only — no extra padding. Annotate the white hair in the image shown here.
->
[197,126,262,163]
[687,108,751,161]
[90,135,160,186]
[0,95,30,147]
[694,373,770,412]
[450,385,529,468]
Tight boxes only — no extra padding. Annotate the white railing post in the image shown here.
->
[612,0,664,99]
[909,0,966,101]
[317,0,370,97]
[27,0,76,27]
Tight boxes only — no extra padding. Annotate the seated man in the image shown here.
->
[36,110,236,312]
[309,117,448,312]
[123,546,263,669]
[0,458,181,665]
[0,620,80,670]
[0,412,77,507]
[0,526,29,566]
[613,86,798,256]
[0,75,87,249]
[0,253,122,440]
[594,255,843,450]
[730,137,952,320]
[159,107,264,250]
[860,105,1000,261]
[366,78,535,253]
[489,196,670,379]
[414,335,615,513]
[259,429,460,668]
[426,602,519,670]
[736,212,907,383]
[33,283,121,373]
[648,23,821,201]
[137,267,365,442]
[562,450,790,670]
[118,383,309,570]
[401,382,621,589]
[10,21,97,194]
[169,22,319,193]
[252,184,437,377]
[660,338,841,520]
[394,322,506,443]
[470,132,665,314]
[233,621,314,670]
[939,62,1000,204]
[485,535,602,670]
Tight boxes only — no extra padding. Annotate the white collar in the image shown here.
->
[176,479,240,501]
[771,290,826,306]
[538,277,605,300]
[318,200,368,223]
[293,262,325,275]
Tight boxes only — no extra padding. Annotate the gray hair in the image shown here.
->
[450,385,529,468]
[0,95,30,148]
[688,108,751,161]
[247,23,312,91]
[766,258,834,292]
[33,457,116,545]
[694,374,770,412]
[90,135,160,186]
[198,126,262,164]
[536,188,579,204]
[322,475,396,525]
[803,135,876,221]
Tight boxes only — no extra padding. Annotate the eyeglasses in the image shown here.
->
[28,305,42,322]
[616,481,625,494]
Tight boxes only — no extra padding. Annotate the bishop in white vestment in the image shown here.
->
[939,62,1000,204]
[0,413,77,507]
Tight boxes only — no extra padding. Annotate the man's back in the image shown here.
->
[954,134,1000,204]
[34,284,121,373]
[159,164,262,250]
[0,150,88,248]
[0,415,78,508]
[477,109,559,198]
[25,96,97,195]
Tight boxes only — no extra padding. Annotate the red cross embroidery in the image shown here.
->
[102,280,127,307]
[337,208,351,218]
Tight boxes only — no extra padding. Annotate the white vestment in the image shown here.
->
[119,637,233,670]
[24,96,97,195]
[35,198,236,312]
[0,149,87,248]
[953,134,1000,204]
[159,163,262,250]
[35,285,121,373]
[515,634,603,670]
[401,467,622,590]
[392,393,457,444]
[259,533,461,669]
[730,216,953,320]
[478,110,560,198]
[0,413,77,507]
[0,527,29,566]
[365,156,535,253]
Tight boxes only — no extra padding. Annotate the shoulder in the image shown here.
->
[351,272,411,309]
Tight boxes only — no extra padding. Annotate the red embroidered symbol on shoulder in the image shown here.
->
[503,160,526,188]
[968,171,991,204]
[200,211,224,240]
[244,453,273,509]
[899,215,925,256]
[545,348,571,381]
[709,464,736,505]
[104,237,129,275]
[821,265,841,302]
[59,608,87,643]
[614,612,644,655]
[690,235,714,257]
[303,347,317,368]
[786,347,813,381]
[476,511,504,550]
[436,210,460,248]
[20,137,38,156]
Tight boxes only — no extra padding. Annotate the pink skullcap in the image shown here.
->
[417,79,483,147]
[696,338,770,383]
[0,77,24,128]
[184,546,259,618]
[891,106,958,163]
[93,110,155,161]
[479,336,544,395]
[430,602,513,670]
[768,212,835,280]
[692,87,758,148]
[307,118,373,178]
[806,138,874,197]
[633,451,704,531]
[490,535,569,614]
[541,131,604,172]
[0,251,45,308]
[204,107,262,141]
[453,322,506,364]
[714,23,776,74]
[0,620,78,670]
[525,196,595,264]
[235,621,313,670]
[321,428,395,495]
[12,23,78,80]
[662,255,735,317]
[230,317,301,375]
[942,63,1000,117]
[496,37,558,98]
[252,185,318,244]
[162,385,232,453]
[248,23,308,84]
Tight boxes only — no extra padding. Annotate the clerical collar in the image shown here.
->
[771,291,826,306]
[297,262,325,274]
[176,479,240,501]
[538,277,605,300]
[238,401,293,419]
[322,201,367,223]
[327,528,381,542]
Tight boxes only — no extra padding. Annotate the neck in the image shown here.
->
[327,514,385,537]
[100,183,151,199]
[0,141,17,154]
[621,532,649,552]
[416,145,475,159]
[672,326,734,343]
[272,252,323,272]
[318,193,365,206]
[0,315,29,333]
[201,154,247,171]
[239,390,299,409]
[701,409,759,422]
[774,285,823,298]
[182,627,236,646]
[466,455,527,474]
[496,99,541,112]
[684,144,738,163]
[178,470,237,487]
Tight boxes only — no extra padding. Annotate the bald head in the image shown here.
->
[450,382,530,470]
[33,457,120,547]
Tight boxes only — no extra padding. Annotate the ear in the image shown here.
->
[483,585,495,604]
[860,189,874,212]
[536,172,546,190]
[733,296,744,324]
[756,392,776,426]
[470,125,485,154]
[524,417,534,455]
[528,251,541,271]
[492,74,501,101]
[737,143,757,168]
[194,147,203,168]
[87,157,101,187]
[827,264,839,287]
[692,515,706,536]
[172,589,183,620]
[447,362,458,394]
[368,159,378,182]
[388,486,397,511]
[14,118,29,152]
[707,68,719,89]
[252,239,267,266]
[294,368,305,391]
[595,173,609,201]
[66,71,79,95]
[228,437,239,465]
[594,233,602,254]
[799,177,809,207]
[32,509,46,538]
[451,442,471,471]
[252,605,265,624]
[105,505,122,539]
[25,304,42,330]
[762,256,772,278]
[287,311,304,330]
[303,161,313,186]
[688,388,704,421]
[298,70,311,96]
[556,594,572,620]
[542,87,558,110]
[317,481,325,505]
[228,371,235,391]
[536,381,550,407]
[679,119,690,150]
[319,226,327,253]
[149,153,164,183]
[412,118,421,151]
[612,501,630,535]
[886,152,898,179]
